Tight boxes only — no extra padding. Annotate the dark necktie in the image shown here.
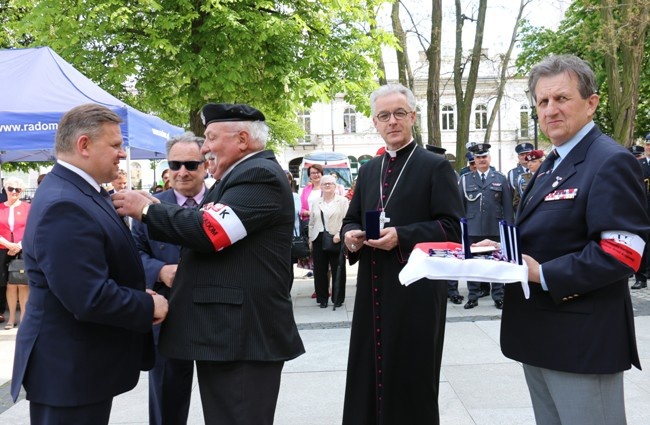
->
[99,188,114,209]
[522,149,559,207]
[184,198,197,208]
[183,198,198,208]
[481,173,486,184]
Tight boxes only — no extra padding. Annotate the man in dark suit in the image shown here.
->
[341,84,463,425]
[11,103,168,425]
[114,103,305,425]
[502,55,649,425]
[132,131,208,425]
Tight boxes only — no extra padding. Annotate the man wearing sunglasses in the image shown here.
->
[114,103,304,425]
[131,132,207,425]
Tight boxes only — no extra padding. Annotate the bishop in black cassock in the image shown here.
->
[341,84,463,425]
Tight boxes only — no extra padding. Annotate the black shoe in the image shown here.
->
[495,300,504,310]
[631,280,647,289]
[464,299,478,309]
[449,295,464,305]
[477,289,490,298]
[319,302,328,308]
[334,303,343,308]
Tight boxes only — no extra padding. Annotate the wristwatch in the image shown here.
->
[141,203,152,222]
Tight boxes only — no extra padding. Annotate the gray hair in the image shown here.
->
[3,177,25,190]
[320,174,337,185]
[370,84,417,117]
[55,104,122,155]
[165,131,204,157]
[528,54,597,101]
[233,121,269,150]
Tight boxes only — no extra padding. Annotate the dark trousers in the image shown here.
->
[196,360,284,425]
[312,233,346,305]
[634,239,650,282]
[149,343,194,425]
[30,399,112,425]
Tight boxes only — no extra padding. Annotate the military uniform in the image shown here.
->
[459,163,514,306]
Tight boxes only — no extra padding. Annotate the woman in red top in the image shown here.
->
[0,177,31,329]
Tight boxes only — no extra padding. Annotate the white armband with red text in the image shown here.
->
[201,203,247,251]
[600,230,645,271]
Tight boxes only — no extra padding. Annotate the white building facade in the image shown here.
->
[278,53,544,177]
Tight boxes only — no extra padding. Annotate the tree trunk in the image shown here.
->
[426,0,442,148]
[600,0,649,146]
[453,0,487,170]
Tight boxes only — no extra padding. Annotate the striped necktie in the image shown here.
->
[184,198,197,208]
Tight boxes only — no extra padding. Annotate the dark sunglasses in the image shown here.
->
[6,186,22,193]
[168,160,203,171]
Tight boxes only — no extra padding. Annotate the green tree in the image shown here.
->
[516,0,650,145]
[9,0,387,147]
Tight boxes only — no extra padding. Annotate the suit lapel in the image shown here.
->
[517,128,598,224]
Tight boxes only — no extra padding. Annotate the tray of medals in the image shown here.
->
[398,221,530,298]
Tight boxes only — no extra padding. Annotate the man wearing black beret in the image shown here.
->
[114,102,305,424]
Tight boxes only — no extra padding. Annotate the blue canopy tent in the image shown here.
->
[0,47,183,167]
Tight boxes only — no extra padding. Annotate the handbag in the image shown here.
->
[320,210,341,253]
[291,228,310,261]
[8,257,28,284]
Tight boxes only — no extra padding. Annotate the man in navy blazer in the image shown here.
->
[132,132,208,425]
[501,55,649,425]
[114,103,304,425]
[11,104,168,425]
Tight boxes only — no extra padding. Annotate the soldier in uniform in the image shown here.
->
[459,151,476,176]
[513,149,545,211]
[459,142,514,309]
[507,142,534,196]
[631,138,650,289]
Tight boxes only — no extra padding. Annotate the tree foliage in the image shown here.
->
[7,0,388,147]
[516,0,650,145]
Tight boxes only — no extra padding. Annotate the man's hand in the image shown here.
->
[147,289,169,325]
[364,227,399,251]
[344,230,366,253]
[522,254,541,284]
[158,264,178,288]
[112,190,160,220]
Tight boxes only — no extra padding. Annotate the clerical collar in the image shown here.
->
[385,140,415,158]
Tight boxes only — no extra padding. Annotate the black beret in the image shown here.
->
[201,103,265,126]
[515,142,534,154]
[425,144,446,155]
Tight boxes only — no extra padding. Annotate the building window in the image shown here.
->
[520,105,530,138]
[442,105,455,131]
[298,110,311,144]
[344,107,356,133]
[474,104,488,130]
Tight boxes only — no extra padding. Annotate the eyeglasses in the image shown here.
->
[6,187,22,193]
[375,109,412,122]
[168,160,203,171]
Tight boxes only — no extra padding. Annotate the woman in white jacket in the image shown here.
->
[309,174,349,308]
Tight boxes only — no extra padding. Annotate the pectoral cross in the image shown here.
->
[379,210,390,230]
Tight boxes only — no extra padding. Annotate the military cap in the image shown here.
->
[201,103,265,126]
[425,144,446,155]
[515,142,535,154]
[645,133,650,143]
[629,145,644,155]
[525,149,545,161]
[465,151,475,163]
[466,141,491,157]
